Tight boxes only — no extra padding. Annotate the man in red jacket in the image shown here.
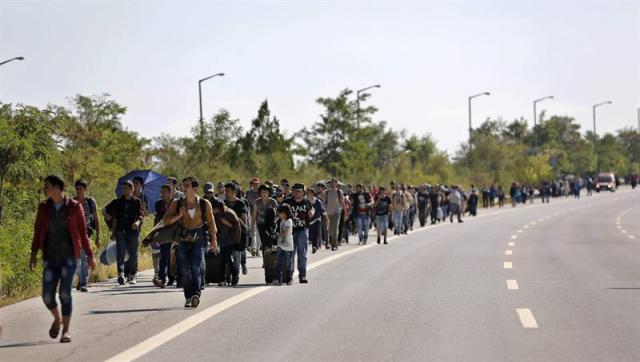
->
[29,175,96,343]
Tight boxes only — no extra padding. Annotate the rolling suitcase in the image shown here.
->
[205,250,225,284]
[263,246,290,284]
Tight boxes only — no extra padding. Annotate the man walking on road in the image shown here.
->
[30,175,97,343]
[72,179,100,292]
[307,188,328,253]
[324,179,344,251]
[351,184,372,244]
[374,187,391,244]
[391,184,407,235]
[449,185,464,223]
[283,183,314,283]
[106,180,144,285]
[162,177,218,307]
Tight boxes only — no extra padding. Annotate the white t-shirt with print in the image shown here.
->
[278,218,294,251]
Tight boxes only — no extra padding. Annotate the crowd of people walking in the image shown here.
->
[29,173,605,343]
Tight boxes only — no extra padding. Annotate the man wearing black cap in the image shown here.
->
[106,180,145,285]
[282,183,314,283]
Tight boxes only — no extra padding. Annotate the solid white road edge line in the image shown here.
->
[106,239,386,362]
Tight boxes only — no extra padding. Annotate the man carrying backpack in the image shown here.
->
[162,177,218,307]
[73,180,100,292]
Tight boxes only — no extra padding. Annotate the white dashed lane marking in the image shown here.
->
[505,250,513,256]
[516,308,539,328]
[507,279,519,290]
[508,242,515,247]
[504,262,513,269]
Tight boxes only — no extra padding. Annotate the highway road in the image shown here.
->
[1,188,639,362]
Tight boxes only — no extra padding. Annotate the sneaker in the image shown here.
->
[377,237,381,244]
[331,247,336,251]
[242,265,248,275]
[126,275,133,282]
[117,276,125,285]
[129,276,137,285]
[312,247,317,254]
[80,286,88,293]
[152,278,162,288]
[299,277,308,284]
[184,299,192,308]
[190,295,200,308]
[383,240,388,245]
[231,276,239,286]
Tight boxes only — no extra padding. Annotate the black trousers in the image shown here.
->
[220,245,238,278]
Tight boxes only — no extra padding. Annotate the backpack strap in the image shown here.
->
[199,197,208,227]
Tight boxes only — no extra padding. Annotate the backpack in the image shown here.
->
[84,197,97,235]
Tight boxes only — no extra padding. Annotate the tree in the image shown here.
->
[0,103,61,222]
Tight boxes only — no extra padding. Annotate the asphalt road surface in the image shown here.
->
[1,188,639,362]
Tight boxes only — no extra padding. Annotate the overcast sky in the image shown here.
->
[1,0,639,155]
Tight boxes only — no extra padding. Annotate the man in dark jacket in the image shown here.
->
[210,197,241,286]
[351,184,372,244]
[30,175,96,343]
[106,180,144,285]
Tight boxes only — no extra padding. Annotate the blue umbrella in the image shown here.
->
[115,170,168,214]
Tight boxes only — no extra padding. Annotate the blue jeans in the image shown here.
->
[276,247,294,283]
[376,215,389,234]
[392,210,404,234]
[42,258,77,316]
[356,213,370,243]
[116,229,139,277]
[293,229,309,278]
[158,242,171,282]
[75,249,88,287]
[178,237,205,299]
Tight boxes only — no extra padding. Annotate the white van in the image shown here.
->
[595,172,616,192]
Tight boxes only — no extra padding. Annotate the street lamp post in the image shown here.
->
[356,84,381,128]
[592,101,612,174]
[0,56,25,67]
[198,72,225,124]
[533,95,554,151]
[468,92,490,153]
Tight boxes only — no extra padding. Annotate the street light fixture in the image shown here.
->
[0,56,25,67]
[468,92,490,153]
[592,100,612,174]
[356,84,381,128]
[533,95,554,151]
[198,72,225,123]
